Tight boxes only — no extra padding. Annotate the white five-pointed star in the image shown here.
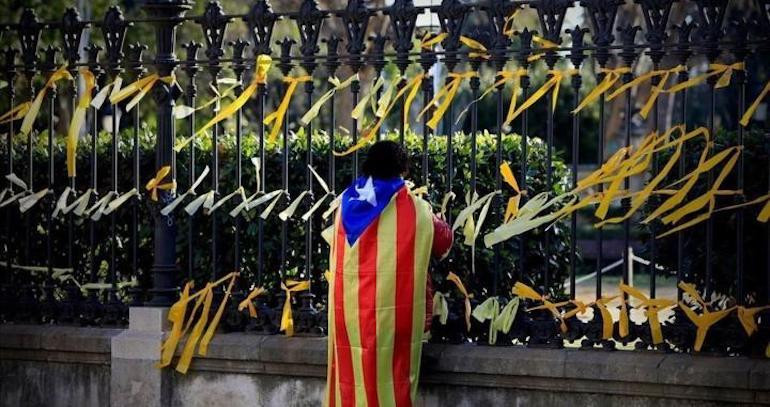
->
[351,176,378,207]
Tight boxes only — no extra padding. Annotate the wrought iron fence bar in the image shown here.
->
[257,83,265,285]
[3,52,15,312]
[706,80,716,299]
[734,40,747,305]
[66,67,76,276]
[596,77,605,300]
[234,55,244,276]
[210,72,220,281]
[45,55,56,320]
[182,41,199,283]
[569,70,581,301]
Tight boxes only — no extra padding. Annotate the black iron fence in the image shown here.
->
[1,0,770,356]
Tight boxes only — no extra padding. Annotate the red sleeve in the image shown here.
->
[431,214,453,260]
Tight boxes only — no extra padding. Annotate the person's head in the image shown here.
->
[361,140,409,179]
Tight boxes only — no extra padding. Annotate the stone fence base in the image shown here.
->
[2,307,769,406]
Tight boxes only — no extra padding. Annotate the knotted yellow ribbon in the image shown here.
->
[737,305,770,336]
[157,272,239,373]
[175,284,213,374]
[507,69,572,122]
[0,102,30,124]
[572,67,631,114]
[109,72,175,112]
[418,71,477,130]
[432,291,449,325]
[657,146,741,238]
[351,76,384,122]
[280,279,310,337]
[740,80,770,127]
[67,69,96,177]
[264,74,311,145]
[447,272,473,332]
[500,161,521,222]
[455,68,527,127]
[187,55,271,148]
[301,73,358,125]
[606,65,686,119]
[594,296,619,340]
[472,297,500,343]
[666,62,745,94]
[20,66,73,136]
[420,32,448,49]
[502,9,519,37]
[336,74,424,156]
[198,274,238,357]
[145,166,176,202]
[157,281,192,368]
[619,283,676,345]
[460,36,489,59]
[528,35,559,63]
[678,282,735,352]
[513,282,569,333]
[597,126,691,227]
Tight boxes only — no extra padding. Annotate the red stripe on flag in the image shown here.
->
[392,189,416,407]
[334,222,355,407]
[359,218,380,407]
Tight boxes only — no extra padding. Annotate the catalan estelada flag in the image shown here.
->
[326,176,434,407]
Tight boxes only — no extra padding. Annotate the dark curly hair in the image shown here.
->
[361,140,409,179]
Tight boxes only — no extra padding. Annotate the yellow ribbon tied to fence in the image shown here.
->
[0,102,31,124]
[157,272,239,373]
[619,283,676,345]
[265,75,312,145]
[594,296,619,340]
[572,67,631,114]
[337,74,424,156]
[740,79,770,127]
[507,69,573,123]
[238,286,267,318]
[419,71,477,130]
[500,161,521,222]
[145,166,176,202]
[109,72,175,112]
[657,146,741,238]
[455,68,527,127]
[606,65,686,119]
[280,279,310,337]
[460,35,489,59]
[513,282,569,333]
[472,297,500,343]
[188,55,272,146]
[678,282,735,352]
[420,32,447,49]
[666,62,744,94]
[300,73,358,125]
[737,305,770,337]
[447,272,473,332]
[528,36,559,63]
[20,66,73,136]
[67,69,96,177]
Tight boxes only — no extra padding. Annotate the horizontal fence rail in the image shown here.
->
[1,0,770,358]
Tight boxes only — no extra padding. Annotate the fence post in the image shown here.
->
[144,0,191,306]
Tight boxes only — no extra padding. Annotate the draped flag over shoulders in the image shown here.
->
[326,177,434,407]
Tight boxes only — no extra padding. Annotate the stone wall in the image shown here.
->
[2,312,770,407]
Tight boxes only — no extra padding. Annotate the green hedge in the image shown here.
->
[3,125,572,300]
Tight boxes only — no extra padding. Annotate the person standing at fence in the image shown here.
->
[325,140,452,407]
